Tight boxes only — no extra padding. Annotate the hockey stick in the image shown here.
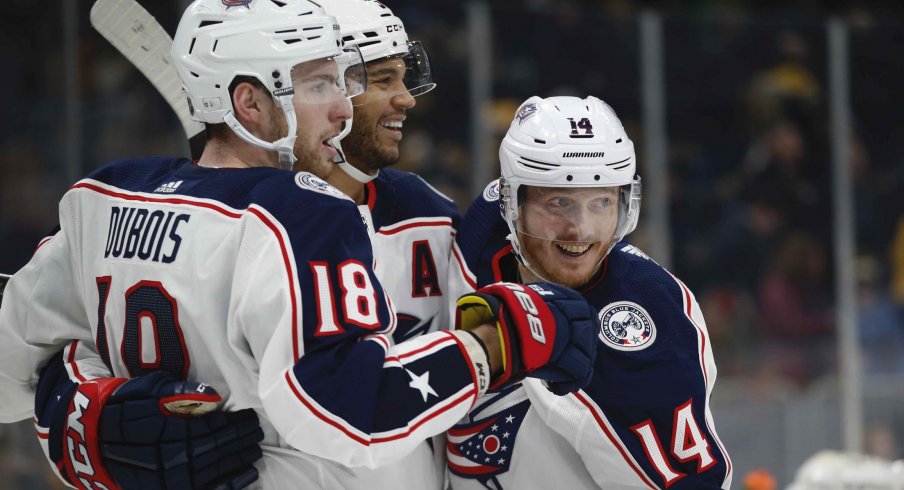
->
[90,0,205,159]
[0,273,9,302]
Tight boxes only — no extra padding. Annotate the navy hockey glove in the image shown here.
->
[50,371,263,490]
[99,371,264,490]
[456,282,598,394]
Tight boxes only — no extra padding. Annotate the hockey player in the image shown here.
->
[0,2,599,489]
[446,96,733,489]
[311,2,470,485]
[320,0,468,345]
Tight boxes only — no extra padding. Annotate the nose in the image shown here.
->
[391,86,416,111]
[561,208,593,240]
[331,97,353,122]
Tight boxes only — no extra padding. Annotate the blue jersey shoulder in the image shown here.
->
[457,180,512,286]
[85,156,191,190]
[84,157,360,231]
[370,168,460,227]
[598,243,683,305]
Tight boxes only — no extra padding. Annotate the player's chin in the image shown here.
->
[550,267,595,289]
[377,140,401,161]
[369,145,401,170]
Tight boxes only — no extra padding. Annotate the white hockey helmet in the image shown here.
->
[327,0,435,99]
[499,95,642,269]
[171,0,367,168]
[322,0,435,182]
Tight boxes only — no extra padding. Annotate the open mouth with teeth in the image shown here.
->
[555,242,594,257]
[381,120,403,131]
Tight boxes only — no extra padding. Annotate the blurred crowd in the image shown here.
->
[387,1,904,396]
[1,0,903,486]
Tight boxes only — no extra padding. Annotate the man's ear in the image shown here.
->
[231,81,269,127]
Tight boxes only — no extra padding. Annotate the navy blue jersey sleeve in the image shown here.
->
[250,173,484,468]
[456,180,517,288]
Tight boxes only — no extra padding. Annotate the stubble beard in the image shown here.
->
[292,136,331,179]
[343,115,400,172]
[519,233,606,289]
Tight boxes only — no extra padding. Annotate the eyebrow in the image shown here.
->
[299,73,337,84]
[367,66,404,78]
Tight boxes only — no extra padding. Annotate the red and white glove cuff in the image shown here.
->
[60,377,128,490]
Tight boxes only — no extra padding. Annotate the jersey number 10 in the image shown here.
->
[95,276,190,379]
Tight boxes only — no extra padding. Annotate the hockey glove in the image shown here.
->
[52,371,263,490]
[456,282,598,394]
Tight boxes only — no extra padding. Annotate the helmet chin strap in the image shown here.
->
[331,114,379,184]
[223,93,298,170]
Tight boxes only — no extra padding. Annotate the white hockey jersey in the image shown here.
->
[0,157,488,489]
[360,168,467,343]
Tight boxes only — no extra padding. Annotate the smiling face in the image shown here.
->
[342,56,417,171]
[517,185,620,288]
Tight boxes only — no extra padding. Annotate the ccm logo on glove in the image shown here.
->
[66,392,96,478]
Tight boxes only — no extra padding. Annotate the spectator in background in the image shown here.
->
[746,29,822,137]
[892,216,904,304]
[856,254,904,375]
[758,232,835,386]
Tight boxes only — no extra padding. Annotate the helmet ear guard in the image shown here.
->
[498,95,642,270]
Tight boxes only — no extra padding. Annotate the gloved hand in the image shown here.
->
[53,371,263,490]
[456,281,598,394]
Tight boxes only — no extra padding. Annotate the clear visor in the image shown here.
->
[352,41,435,106]
[290,45,367,105]
[515,186,620,246]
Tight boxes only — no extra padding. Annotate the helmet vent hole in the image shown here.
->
[594,175,601,181]
[212,40,218,52]
[215,84,221,89]
[357,40,380,48]
[517,156,559,171]
[364,31,379,38]
[566,175,574,181]
[198,20,222,28]
[190,71,199,78]
[380,13,392,17]
[275,28,298,34]
[270,0,287,7]
[284,38,302,45]
[616,138,622,143]
[533,138,546,144]
[188,38,196,55]
[343,35,354,42]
